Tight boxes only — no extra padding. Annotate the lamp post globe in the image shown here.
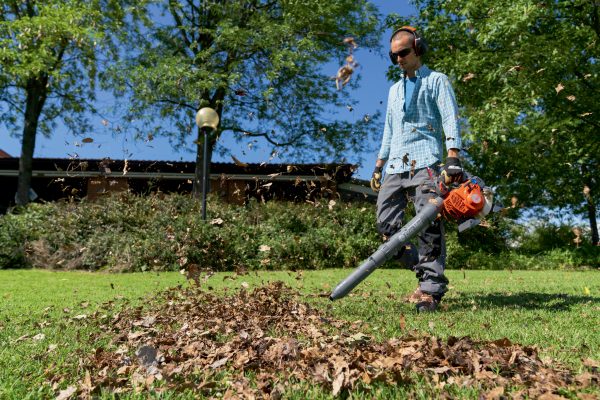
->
[194,107,219,221]
[195,107,219,130]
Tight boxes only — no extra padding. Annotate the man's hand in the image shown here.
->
[370,166,383,192]
[442,157,464,184]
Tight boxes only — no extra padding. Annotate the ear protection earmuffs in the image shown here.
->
[388,26,428,65]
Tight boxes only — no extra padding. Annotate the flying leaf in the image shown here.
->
[231,155,248,167]
[327,200,336,210]
[462,72,475,82]
[555,83,564,93]
[508,65,523,72]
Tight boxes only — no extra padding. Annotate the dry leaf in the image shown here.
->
[462,72,476,82]
[55,386,77,400]
[332,370,345,396]
[484,386,505,399]
[231,155,248,167]
[555,83,564,93]
[399,314,406,331]
[210,357,229,369]
[67,282,597,399]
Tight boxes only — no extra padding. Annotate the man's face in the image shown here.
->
[391,36,420,73]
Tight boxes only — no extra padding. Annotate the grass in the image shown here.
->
[1,268,598,399]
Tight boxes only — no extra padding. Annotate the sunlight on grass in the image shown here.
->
[0,268,598,398]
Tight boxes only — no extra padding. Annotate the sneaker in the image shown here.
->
[415,295,439,313]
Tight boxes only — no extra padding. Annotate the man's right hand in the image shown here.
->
[441,156,464,184]
[370,166,383,192]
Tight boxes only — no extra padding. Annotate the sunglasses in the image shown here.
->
[388,47,413,62]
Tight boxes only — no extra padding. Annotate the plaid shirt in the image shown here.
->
[377,65,462,174]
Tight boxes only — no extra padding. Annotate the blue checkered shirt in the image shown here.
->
[378,65,462,174]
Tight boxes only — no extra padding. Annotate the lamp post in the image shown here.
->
[195,107,220,220]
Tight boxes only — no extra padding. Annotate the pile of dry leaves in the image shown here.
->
[60,282,597,399]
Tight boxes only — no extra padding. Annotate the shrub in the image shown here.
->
[0,193,381,272]
[0,193,596,271]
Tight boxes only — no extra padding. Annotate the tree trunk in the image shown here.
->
[16,75,48,206]
[587,197,599,246]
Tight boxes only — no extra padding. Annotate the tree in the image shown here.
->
[390,0,599,244]
[0,0,145,206]
[108,0,382,198]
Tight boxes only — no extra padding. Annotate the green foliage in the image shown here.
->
[1,194,597,272]
[107,0,382,162]
[388,0,599,232]
[0,0,142,136]
[445,218,599,270]
[0,193,380,272]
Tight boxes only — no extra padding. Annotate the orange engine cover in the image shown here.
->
[442,180,485,220]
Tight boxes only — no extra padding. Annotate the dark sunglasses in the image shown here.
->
[388,47,413,62]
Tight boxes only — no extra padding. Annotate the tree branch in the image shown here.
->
[222,125,305,147]
[591,1,600,38]
[169,0,192,50]
[157,97,196,111]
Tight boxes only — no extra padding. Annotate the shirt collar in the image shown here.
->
[400,64,430,79]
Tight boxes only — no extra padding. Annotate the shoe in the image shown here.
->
[415,295,439,313]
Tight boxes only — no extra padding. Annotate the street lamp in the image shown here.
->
[195,107,220,220]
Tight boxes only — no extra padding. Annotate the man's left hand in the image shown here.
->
[371,166,383,192]
[442,157,464,183]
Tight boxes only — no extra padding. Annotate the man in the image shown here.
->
[371,26,464,313]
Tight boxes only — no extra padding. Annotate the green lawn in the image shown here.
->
[0,268,598,399]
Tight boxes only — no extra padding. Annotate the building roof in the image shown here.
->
[0,149,11,158]
[0,157,356,183]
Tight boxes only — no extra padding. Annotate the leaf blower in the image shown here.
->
[329,173,497,301]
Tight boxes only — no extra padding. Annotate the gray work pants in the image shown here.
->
[375,167,449,298]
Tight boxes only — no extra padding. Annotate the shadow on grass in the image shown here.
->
[445,292,600,311]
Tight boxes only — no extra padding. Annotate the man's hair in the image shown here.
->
[389,26,428,57]
[391,29,414,43]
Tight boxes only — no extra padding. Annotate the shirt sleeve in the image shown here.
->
[435,75,462,151]
[377,87,395,160]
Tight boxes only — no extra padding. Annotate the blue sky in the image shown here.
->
[2,2,417,180]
